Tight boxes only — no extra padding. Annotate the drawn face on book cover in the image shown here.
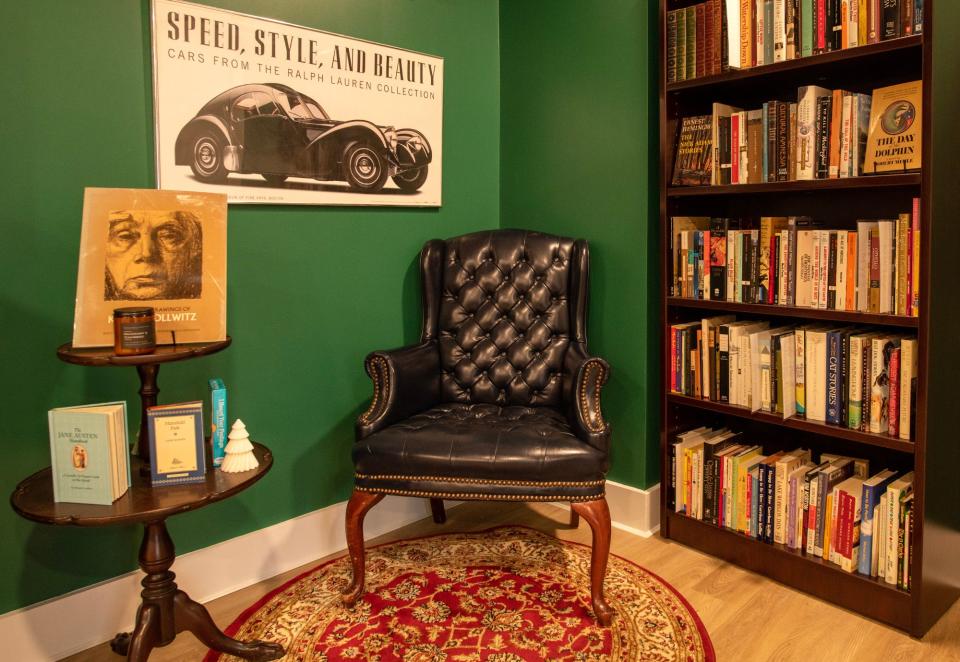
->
[104,210,203,301]
[72,445,87,471]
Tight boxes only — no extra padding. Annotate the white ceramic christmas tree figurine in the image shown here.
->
[220,419,259,473]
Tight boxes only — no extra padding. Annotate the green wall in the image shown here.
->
[1,0,660,616]
[499,0,660,488]
[0,0,501,614]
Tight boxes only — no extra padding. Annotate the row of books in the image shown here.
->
[670,207,920,317]
[669,431,914,588]
[667,0,923,83]
[672,81,921,186]
[669,317,917,440]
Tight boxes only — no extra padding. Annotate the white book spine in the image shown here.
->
[796,86,830,180]
[755,0,766,66]
[807,333,827,422]
[725,0,742,69]
[899,338,917,440]
[726,230,738,301]
[774,0,787,63]
[885,487,901,584]
[870,338,887,434]
[878,220,894,314]
[811,231,822,308]
[849,0,860,48]
[795,329,806,416]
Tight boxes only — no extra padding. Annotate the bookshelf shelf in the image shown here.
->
[667,173,921,197]
[667,393,917,454]
[666,297,921,328]
[658,0,960,637]
[664,511,913,630]
[666,35,922,93]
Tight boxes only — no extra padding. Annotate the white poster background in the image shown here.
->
[152,0,443,206]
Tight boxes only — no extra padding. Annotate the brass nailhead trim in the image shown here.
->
[579,359,608,433]
[355,473,604,488]
[359,356,389,424]
[356,486,604,502]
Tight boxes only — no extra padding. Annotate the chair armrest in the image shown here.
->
[356,341,440,440]
[564,344,612,451]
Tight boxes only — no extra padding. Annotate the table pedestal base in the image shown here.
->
[110,520,284,661]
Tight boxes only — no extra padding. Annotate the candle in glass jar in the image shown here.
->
[113,307,157,356]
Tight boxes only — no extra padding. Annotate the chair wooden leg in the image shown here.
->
[342,489,384,607]
[430,498,446,524]
[570,506,580,528]
[571,497,615,626]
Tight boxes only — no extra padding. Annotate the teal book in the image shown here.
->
[209,378,227,467]
[801,0,814,56]
[48,402,129,505]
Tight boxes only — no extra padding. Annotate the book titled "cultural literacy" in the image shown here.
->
[147,401,206,485]
[48,402,130,505]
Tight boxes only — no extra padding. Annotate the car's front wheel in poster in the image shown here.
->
[392,166,429,192]
[189,130,228,183]
[342,142,388,193]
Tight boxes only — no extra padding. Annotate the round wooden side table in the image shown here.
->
[11,442,284,662]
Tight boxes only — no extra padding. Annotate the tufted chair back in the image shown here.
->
[420,230,589,408]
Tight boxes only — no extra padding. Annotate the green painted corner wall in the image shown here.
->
[499,0,660,489]
[0,0,501,614]
[0,0,660,615]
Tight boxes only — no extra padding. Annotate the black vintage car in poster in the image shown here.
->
[174,83,432,193]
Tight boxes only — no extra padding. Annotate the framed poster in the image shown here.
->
[72,188,227,348]
[151,0,443,206]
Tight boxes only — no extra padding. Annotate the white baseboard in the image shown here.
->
[0,496,446,662]
[2,481,661,661]
[544,480,661,538]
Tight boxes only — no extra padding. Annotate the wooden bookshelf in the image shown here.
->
[658,0,960,637]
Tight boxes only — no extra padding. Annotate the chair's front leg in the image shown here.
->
[342,489,384,607]
[430,498,446,524]
[571,497,615,626]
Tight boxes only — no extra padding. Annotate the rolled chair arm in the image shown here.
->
[356,341,440,440]
[564,344,612,451]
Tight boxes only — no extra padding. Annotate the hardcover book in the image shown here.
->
[863,80,922,173]
[48,402,129,505]
[72,188,227,347]
[147,401,207,486]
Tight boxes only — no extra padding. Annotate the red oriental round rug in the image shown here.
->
[204,526,714,662]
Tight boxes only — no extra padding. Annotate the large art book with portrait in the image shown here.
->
[48,401,130,505]
[72,188,227,348]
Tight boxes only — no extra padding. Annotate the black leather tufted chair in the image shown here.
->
[343,229,614,625]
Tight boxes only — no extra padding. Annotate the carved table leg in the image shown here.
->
[430,498,446,524]
[342,489,385,606]
[135,363,160,471]
[174,591,283,661]
[125,519,284,660]
[571,498,615,626]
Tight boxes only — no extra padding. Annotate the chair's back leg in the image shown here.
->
[342,489,385,607]
[430,498,447,524]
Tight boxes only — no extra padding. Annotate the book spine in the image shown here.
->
[848,335,863,429]
[777,102,789,180]
[900,338,916,440]
[815,96,831,179]
[765,462,776,543]
[765,0,775,63]
[686,7,697,79]
[888,347,901,438]
[806,469,820,554]
[814,473,828,554]
[897,214,910,316]
[795,329,806,415]
[911,198,920,316]
[697,3,707,77]
[775,0,787,62]
[719,326,731,402]
[869,228,881,313]
[758,462,769,540]
[767,102,778,183]
[858,483,876,575]
[827,231,838,309]
[881,0,898,40]
[826,331,841,424]
[667,11,679,84]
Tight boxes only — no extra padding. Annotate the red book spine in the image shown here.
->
[768,234,778,304]
[705,1,715,76]
[888,347,901,438]
[732,114,740,184]
[713,0,723,75]
[696,3,707,78]
[817,0,827,52]
[912,197,920,316]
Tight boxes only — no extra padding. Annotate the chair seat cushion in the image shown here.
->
[352,403,607,501]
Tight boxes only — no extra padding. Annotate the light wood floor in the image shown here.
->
[65,501,960,662]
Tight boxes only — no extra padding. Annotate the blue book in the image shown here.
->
[147,401,207,486]
[858,469,898,575]
[209,378,228,467]
[48,402,129,505]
